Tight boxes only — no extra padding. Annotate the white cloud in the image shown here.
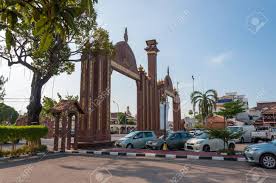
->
[209,51,232,64]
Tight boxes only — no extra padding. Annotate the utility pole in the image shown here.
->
[163,96,168,140]
[124,112,127,134]
[112,100,120,133]
[192,75,195,93]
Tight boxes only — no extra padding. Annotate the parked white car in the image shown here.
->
[185,132,235,152]
[189,129,204,136]
[227,125,256,143]
[251,126,276,143]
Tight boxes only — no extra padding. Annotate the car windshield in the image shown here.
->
[167,133,177,140]
[159,132,172,139]
[227,127,242,133]
[125,131,138,138]
[195,133,208,139]
[256,127,269,131]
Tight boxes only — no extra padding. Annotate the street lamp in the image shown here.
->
[124,112,127,134]
[192,75,195,118]
[112,100,120,133]
[161,94,168,151]
[161,94,168,140]
[192,75,195,93]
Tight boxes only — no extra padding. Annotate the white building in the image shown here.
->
[216,92,249,112]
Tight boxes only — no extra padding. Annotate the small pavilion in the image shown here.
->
[51,100,84,151]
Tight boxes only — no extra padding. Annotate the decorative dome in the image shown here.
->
[164,67,173,92]
[111,28,139,75]
[113,41,138,75]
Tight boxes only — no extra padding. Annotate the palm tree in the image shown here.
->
[191,89,218,125]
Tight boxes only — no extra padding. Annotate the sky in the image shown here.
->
[1,0,276,120]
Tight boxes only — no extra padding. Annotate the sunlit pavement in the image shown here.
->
[0,155,275,183]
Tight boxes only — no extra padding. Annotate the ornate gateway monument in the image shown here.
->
[78,29,183,146]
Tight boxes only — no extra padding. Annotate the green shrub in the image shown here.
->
[0,125,48,144]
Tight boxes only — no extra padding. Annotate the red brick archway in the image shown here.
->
[78,29,183,146]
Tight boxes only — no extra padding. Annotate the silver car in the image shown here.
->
[244,140,276,169]
[115,131,157,149]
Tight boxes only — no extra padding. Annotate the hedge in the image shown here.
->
[0,125,48,143]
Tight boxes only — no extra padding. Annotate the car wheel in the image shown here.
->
[241,137,244,144]
[254,138,259,143]
[260,154,276,169]
[203,145,210,152]
[271,136,275,141]
[228,143,235,150]
[126,144,133,149]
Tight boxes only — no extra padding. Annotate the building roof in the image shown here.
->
[207,115,225,123]
[256,102,276,110]
[110,112,136,120]
[262,108,276,114]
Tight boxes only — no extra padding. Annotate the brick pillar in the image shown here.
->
[141,71,147,130]
[67,114,73,150]
[145,79,150,130]
[79,50,95,142]
[145,40,159,133]
[173,94,181,131]
[136,80,142,130]
[145,40,159,84]
[53,114,60,151]
[74,113,79,150]
[60,114,67,152]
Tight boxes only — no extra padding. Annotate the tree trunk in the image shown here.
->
[27,73,43,125]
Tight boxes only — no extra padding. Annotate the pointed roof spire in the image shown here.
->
[124,27,128,42]
[167,66,170,75]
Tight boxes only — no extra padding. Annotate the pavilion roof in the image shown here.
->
[51,100,84,114]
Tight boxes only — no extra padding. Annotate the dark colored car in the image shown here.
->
[145,131,193,150]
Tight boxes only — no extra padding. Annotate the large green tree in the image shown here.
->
[0,0,113,124]
[191,89,218,125]
[0,103,19,124]
[215,100,246,128]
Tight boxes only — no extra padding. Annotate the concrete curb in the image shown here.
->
[0,150,247,163]
[70,150,247,162]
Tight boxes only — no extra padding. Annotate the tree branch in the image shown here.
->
[66,59,82,62]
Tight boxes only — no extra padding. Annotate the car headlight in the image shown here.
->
[117,140,126,145]
[152,142,158,146]
[251,148,260,151]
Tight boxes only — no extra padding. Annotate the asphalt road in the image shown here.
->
[0,155,275,183]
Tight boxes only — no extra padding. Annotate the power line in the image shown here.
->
[3,98,29,99]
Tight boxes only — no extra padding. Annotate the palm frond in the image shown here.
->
[190,91,203,99]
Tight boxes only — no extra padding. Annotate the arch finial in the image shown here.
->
[167,66,170,75]
[124,27,128,42]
